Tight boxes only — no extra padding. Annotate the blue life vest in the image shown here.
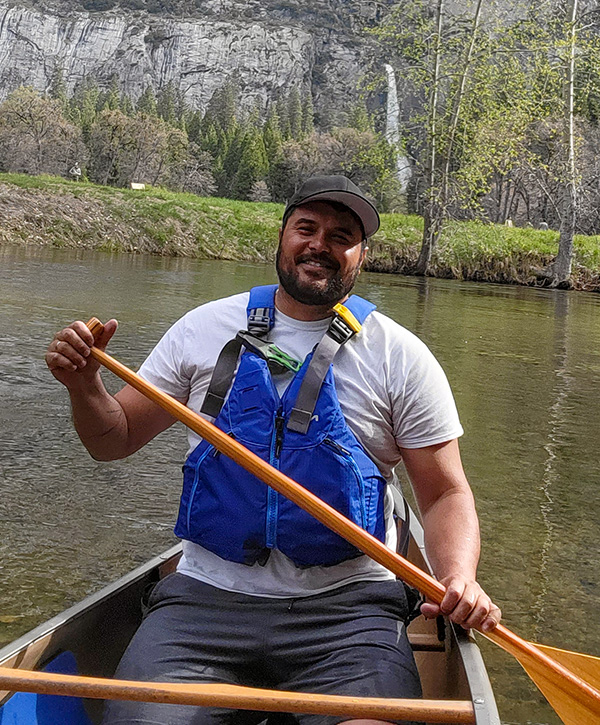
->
[174,285,387,567]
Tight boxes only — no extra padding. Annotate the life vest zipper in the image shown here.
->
[266,410,284,548]
[186,444,216,534]
[323,438,366,528]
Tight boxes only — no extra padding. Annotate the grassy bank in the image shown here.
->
[2,173,600,291]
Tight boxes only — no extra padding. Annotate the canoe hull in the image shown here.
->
[0,508,500,724]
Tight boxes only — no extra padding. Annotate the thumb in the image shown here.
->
[94,318,118,351]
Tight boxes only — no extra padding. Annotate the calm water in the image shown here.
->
[1,244,599,725]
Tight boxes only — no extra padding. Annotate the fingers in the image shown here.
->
[46,325,91,372]
[45,319,118,378]
[421,576,501,633]
[94,318,118,350]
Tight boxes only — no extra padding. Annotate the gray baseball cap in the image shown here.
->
[282,175,380,238]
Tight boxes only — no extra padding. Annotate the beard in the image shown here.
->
[276,246,361,306]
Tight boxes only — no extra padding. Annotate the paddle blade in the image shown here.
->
[483,633,600,725]
[517,655,600,725]
[533,643,600,693]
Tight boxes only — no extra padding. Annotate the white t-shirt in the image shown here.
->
[138,291,464,597]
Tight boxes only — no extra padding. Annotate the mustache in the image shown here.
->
[295,253,339,270]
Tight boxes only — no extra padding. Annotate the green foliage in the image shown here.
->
[301,94,315,137]
[0,87,85,176]
[367,0,600,240]
[263,109,284,167]
[204,79,238,134]
[48,66,69,115]
[288,88,303,140]
[137,86,158,116]
[232,126,269,199]
[1,78,401,215]
[348,101,373,133]
[69,78,100,141]
[101,75,121,111]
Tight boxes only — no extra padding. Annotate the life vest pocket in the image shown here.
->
[176,437,271,565]
[275,433,387,567]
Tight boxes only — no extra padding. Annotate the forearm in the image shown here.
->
[421,487,481,581]
[67,374,130,461]
[400,440,500,631]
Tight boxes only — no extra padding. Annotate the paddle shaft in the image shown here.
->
[0,668,475,724]
[85,319,600,709]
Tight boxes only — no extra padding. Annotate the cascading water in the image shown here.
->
[384,63,412,193]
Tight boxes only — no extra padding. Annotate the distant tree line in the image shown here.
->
[369,0,600,284]
[0,74,401,210]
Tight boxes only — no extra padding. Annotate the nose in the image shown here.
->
[306,229,330,253]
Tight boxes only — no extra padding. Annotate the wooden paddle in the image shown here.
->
[0,668,475,724]
[80,318,600,724]
[13,317,596,724]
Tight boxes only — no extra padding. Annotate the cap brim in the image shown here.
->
[294,190,380,238]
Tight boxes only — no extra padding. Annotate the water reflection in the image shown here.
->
[1,245,598,725]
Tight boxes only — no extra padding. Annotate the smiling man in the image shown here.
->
[45,175,500,725]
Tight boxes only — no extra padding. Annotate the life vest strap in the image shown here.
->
[287,333,347,433]
[201,287,279,418]
[201,338,244,418]
[287,298,375,435]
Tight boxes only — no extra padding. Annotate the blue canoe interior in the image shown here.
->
[0,497,501,725]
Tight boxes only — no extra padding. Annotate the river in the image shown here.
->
[1,244,599,725]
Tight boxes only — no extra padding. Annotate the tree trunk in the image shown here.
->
[441,0,484,206]
[416,0,444,276]
[550,0,578,287]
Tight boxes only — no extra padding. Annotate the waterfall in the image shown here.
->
[384,63,412,194]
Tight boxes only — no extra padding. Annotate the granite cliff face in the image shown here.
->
[0,0,385,122]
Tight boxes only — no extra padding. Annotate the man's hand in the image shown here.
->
[421,574,501,632]
[45,317,177,461]
[399,440,501,634]
[45,319,118,388]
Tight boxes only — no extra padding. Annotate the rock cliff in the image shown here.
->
[0,0,387,123]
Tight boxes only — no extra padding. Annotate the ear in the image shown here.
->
[359,245,368,268]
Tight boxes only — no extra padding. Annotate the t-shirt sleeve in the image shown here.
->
[391,339,464,449]
[137,315,190,401]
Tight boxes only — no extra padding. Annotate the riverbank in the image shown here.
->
[2,173,600,290]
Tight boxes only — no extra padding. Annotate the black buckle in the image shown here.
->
[328,315,355,345]
[247,307,273,334]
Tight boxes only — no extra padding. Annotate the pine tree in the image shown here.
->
[205,79,238,133]
[220,124,245,195]
[233,126,269,199]
[70,78,100,141]
[348,101,372,132]
[48,65,69,115]
[263,109,284,166]
[137,86,158,116]
[288,88,303,140]
[120,94,135,116]
[187,109,203,145]
[157,82,177,126]
[102,75,121,111]
[276,97,291,140]
[301,93,315,137]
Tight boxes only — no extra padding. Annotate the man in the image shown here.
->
[46,175,500,725]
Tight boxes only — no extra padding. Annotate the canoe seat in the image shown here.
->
[408,633,446,652]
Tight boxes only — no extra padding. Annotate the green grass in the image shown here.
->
[1,172,599,289]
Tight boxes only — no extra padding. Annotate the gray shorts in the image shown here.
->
[102,573,422,725]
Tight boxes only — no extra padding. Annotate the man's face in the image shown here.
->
[276,201,367,307]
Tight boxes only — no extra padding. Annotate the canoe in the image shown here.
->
[0,489,500,724]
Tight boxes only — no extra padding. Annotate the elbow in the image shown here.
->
[83,442,130,462]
